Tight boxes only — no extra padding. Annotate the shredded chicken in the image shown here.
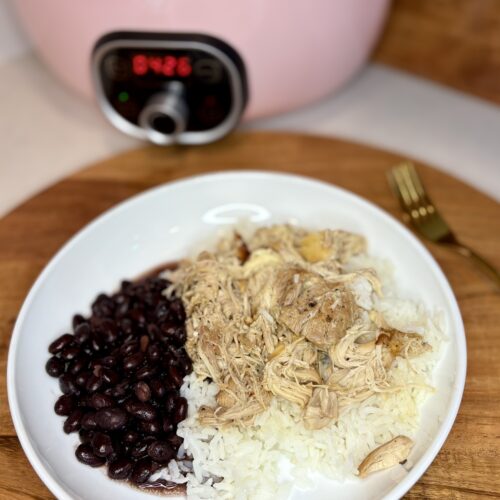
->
[165,225,432,427]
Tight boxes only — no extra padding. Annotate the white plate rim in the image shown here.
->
[7,170,467,500]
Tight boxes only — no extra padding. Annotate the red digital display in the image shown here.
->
[132,54,192,77]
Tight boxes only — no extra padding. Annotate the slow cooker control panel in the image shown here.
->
[92,32,248,145]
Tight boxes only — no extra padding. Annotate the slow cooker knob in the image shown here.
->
[138,82,189,144]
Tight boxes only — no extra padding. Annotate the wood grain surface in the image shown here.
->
[1,132,499,499]
[375,0,500,104]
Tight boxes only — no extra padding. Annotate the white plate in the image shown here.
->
[7,171,466,500]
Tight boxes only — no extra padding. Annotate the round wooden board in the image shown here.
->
[1,132,499,499]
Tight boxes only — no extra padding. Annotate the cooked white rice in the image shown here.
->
[152,254,445,499]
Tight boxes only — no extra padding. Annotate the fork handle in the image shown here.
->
[449,242,500,289]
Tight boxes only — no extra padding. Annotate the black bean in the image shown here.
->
[139,335,150,352]
[110,380,130,399]
[59,373,79,395]
[92,293,115,318]
[150,379,166,400]
[131,440,149,459]
[63,409,83,433]
[107,438,126,463]
[162,418,174,435]
[46,356,65,377]
[113,292,127,304]
[168,366,184,387]
[90,393,114,409]
[135,364,157,381]
[174,328,187,345]
[164,392,176,414]
[89,359,103,372]
[82,345,94,356]
[146,324,160,342]
[138,419,161,435]
[143,291,158,307]
[147,343,162,364]
[74,322,91,344]
[85,374,103,393]
[130,457,154,484]
[75,371,91,387]
[90,335,105,353]
[72,314,86,330]
[114,300,131,319]
[49,333,74,354]
[78,429,94,444]
[123,429,140,444]
[95,408,128,430]
[159,323,186,346]
[108,457,134,480]
[129,307,146,325]
[123,351,144,371]
[134,382,151,402]
[121,279,133,291]
[75,443,106,467]
[168,434,183,451]
[81,412,98,430]
[147,440,175,463]
[91,432,114,457]
[158,322,175,339]
[68,355,88,375]
[99,319,119,343]
[120,340,138,357]
[61,345,81,361]
[169,299,186,322]
[54,394,75,416]
[124,400,157,422]
[173,397,188,423]
[154,302,170,322]
[77,394,92,408]
[101,368,119,385]
[100,355,118,368]
[162,377,177,391]
[120,318,133,335]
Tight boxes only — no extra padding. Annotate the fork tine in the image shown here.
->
[404,163,438,220]
[404,163,426,199]
[388,166,413,211]
[400,163,421,205]
[404,163,434,210]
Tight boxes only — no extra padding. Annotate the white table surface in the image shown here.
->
[0,1,499,218]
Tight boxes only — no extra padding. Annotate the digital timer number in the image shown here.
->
[132,54,192,77]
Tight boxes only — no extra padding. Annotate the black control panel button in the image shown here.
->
[193,59,223,84]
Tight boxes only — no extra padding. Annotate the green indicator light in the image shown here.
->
[118,91,129,103]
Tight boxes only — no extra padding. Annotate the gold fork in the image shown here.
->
[387,161,500,289]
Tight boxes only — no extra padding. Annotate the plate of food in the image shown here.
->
[7,171,466,500]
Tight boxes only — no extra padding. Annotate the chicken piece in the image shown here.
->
[248,224,311,264]
[243,249,284,312]
[299,230,366,264]
[376,327,431,367]
[273,267,356,350]
[216,378,239,409]
[264,339,320,407]
[303,387,338,430]
[358,436,413,477]
[199,397,269,426]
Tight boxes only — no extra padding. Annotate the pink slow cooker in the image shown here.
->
[14,0,390,144]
